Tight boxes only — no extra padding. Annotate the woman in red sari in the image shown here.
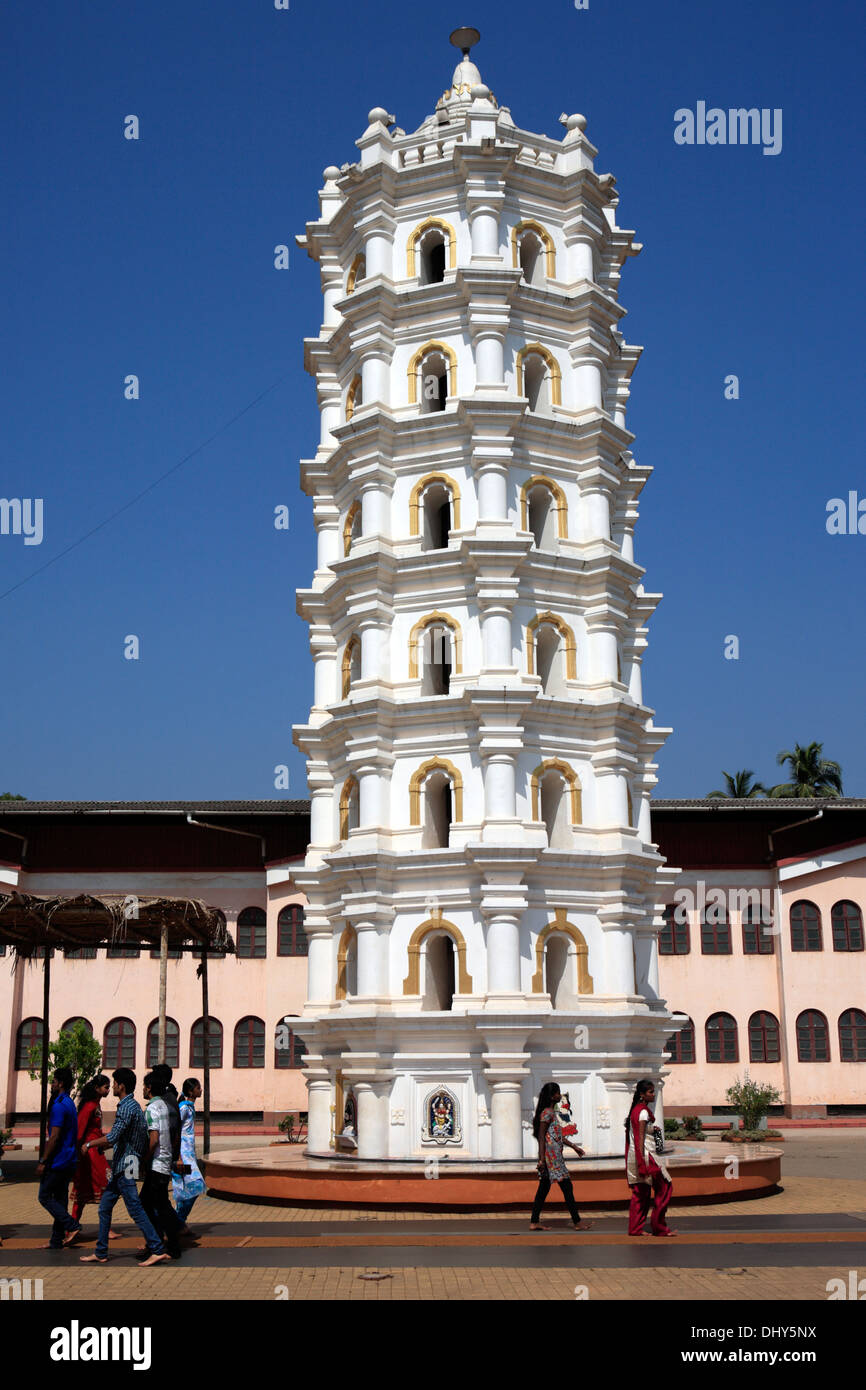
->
[71,1075,113,1232]
[625,1078,677,1237]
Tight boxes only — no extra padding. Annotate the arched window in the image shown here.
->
[339,775,360,841]
[410,613,462,693]
[742,901,774,955]
[346,253,366,293]
[60,1017,93,1036]
[542,933,589,1009]
[422,931,456,1011]
[64,946,97,960]
[790,899,822,951]
[237,907,267,959]
[532,759,582,848]
[665,1017,695,1063]
[343,500,361,556]
[234,1016,266,1069]
[190,1017,223,1069]
[659,904,690,955]
[277,905,307,957]
[338,926,358,999]
[516,344,561,412]
[511,219,555,284]
[700,905,731,955]
[520,476,566,547]
[527,613,576,694]
[106,942,140,959]
[705,1012,738,1063]
[341,634,361,698]
[831,900,864,952]
[748,1011,781,1063]
[408,341,457,413]
[146,1017,180,1069]
[275,1020,307,1069]
[839,1008,866,1062]
[409,472,461,549]
[103,1017,136,1070]
[15,1017,43,1070]
[345,374,362,422]
[796,1009,830,1062]
[407,218,456,281]
[409,759,463,846]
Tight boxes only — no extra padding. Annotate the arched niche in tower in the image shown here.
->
[408,340,457,414]
[338,775,359,841]
[342,500,361,557]
[346,253,366,294]
[409,612,462,695]
[409,472,462,550]
[511,219,555,285]
[527,612,577,695]
[516,343,561,413]
[336,924,357,1000]
[345,374,362,422]
[520,475,567,548]
[407,217,457,282]
[341,635,361,698]
[531,759,582,848]
[409,757,463,849]
[531,916,594,1001]
[402,916,473,1008]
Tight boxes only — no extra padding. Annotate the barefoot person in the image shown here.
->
[530,1082,592,1232]
[70,1076,116,1240]
[79,1069,169,1267]
[172,1078,206,1231]
[36,1067,82,1249]
[625,1078,677,1238]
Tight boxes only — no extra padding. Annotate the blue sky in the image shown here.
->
[2,0,863,801]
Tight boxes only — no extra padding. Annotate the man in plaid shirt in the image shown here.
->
[79,1068,169,1266]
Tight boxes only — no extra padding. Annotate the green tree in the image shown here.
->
[707,770,766,799]
[768,742,843,798]
[28,1020,102,1098]
[0,792,26,800]
[725,1073,781,1131]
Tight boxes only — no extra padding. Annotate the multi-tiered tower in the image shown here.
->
[293,31,676,1162]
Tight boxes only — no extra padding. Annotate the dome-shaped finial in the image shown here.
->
[449,26,481,57]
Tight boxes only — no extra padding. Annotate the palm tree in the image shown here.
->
[707,770,766,799]
[768,742,843,799]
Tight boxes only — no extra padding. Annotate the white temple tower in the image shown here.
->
[293,30,677,1162]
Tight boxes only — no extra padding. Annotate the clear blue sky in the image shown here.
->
[2,0,863,801]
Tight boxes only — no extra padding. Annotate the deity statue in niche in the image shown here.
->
[421,1086,462,1146]
[337,1093,357,1151]
[555,1091,578,1139]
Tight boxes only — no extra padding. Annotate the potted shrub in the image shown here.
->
[725,1074,781,1137]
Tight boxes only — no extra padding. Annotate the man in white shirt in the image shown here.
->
[140,1073,181,1259]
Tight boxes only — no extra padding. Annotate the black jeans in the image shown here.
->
[140,1172,181,1255]
[38,1164,79,1247]
[531,1171,582,1224]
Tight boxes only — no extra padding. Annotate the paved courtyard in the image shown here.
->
[2,1130,864,1301]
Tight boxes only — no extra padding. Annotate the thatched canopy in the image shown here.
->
[0,891,233,954]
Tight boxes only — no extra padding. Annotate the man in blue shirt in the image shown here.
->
[79,1068,169,1266]
[36,1066,82,1249]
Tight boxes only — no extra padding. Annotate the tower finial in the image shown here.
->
[449,26,481,58]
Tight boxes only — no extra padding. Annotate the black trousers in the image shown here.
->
[140,1171,181,1255]
[531,1171,582,1224]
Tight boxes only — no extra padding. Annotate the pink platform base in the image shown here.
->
[203,1141,782,1209]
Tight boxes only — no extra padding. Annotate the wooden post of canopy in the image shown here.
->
[38,949,51,1157]
[201,948,211,1156]
[158,923,168,1063]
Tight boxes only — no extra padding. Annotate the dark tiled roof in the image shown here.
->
[0,800,311,813]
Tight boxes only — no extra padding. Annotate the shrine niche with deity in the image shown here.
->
[336,1092,357,1151]
[421,1086,462,1146]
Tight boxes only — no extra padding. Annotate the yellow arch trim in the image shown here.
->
[338,775,358,841]
[531,911,593,994]
[519,474,568,539]
[406,217,457,277]
[409,472,462,535]
[341,635,360,699]
[345,374,362,423]
[335,923,357,1000]
[531,758,582,826]
[346,253,366,294]
[342,501,361,557]
[516,343,562,406]
[408,611,463,679]
[407,340,458,404]
[511,219,556,278]
[409,757,464,826]
[402,915,473,995]
[526,612,577,681]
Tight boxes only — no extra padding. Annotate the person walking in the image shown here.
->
[36,1066,82,1249]
[530,1082,592,1232]
[139,1073,182,1260]
[70,1075,116,1238]
[79,1068,169,1267]
[173,1078,206,1232]
[625,1078,677,1237]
